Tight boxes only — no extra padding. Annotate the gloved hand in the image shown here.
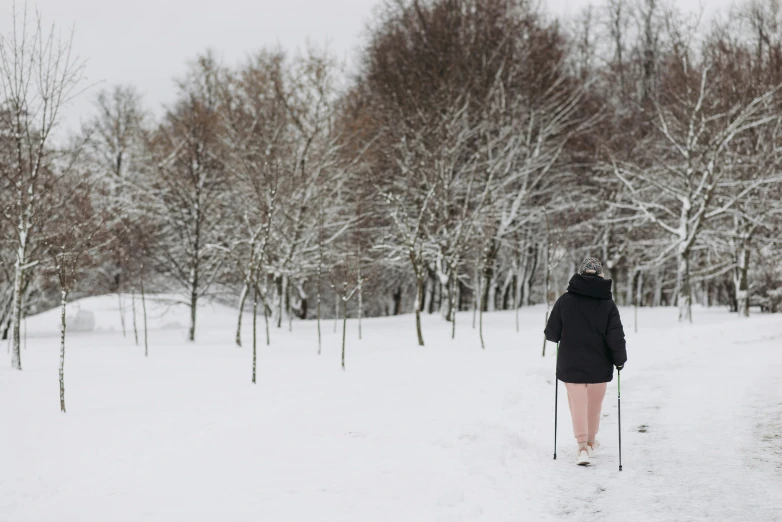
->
[616,364,624,372]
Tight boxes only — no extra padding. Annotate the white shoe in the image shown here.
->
[587,440,600,457]
[576,449,591,466]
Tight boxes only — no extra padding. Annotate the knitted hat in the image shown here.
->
[579,257,603,276]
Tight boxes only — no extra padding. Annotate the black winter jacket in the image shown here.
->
[544,274,627,383]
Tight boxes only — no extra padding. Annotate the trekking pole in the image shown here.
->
[618,368,623,471]
[553,342,559,460]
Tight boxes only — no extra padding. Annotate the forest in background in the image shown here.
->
[3,0,782,375]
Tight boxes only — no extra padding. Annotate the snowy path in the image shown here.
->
[1,298,781,521]
[527,313,782,522]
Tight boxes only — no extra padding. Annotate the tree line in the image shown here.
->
[2,0,782,387]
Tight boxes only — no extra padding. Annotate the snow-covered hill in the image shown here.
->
[1,299,781,521]
[21,294,238,338]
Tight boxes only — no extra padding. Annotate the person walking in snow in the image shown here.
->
[544,257,627,466]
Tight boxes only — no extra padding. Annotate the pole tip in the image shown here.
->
[553,454,557,460]
[619,465,623,471]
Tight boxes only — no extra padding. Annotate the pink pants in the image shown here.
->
[564,382,607,443]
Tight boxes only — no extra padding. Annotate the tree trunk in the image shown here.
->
[676,248,692,323]
[317,211,324,353]
[701,280,710,307]
[22,299,27,352]
[334,293,339,333]
[118,292,127,338]
[472,265,479,330]
[710,278,719,308]
[735,240,750,318]
[483,241,498,313]
[316,274,322,356]
[2,318,10,342]
[131,288,139,346]
[264,292,271,346]
[415,277,425,346]
[439,278,448,320]
[482,275,490,312]
[486,280,497,312]
[235,281,249,347]
[501,269,514,311]
[517,247,528,311]
[10,245,24,370]
[341,296,348,371]
[141,268,149,358]
[252,284,258,384]
[635,270,643,333]
[479,294,486,350]
[287,279,293,333]
[653,266,663,307]
[2,319,9,353]
[276,275,284,329]
[392,287,402,316]
[298,287,308,320]
[450,275,456,340]
[551,267,560,306]
[515,260,523,332]
[357,265,363,341]
[423,273,434,315]
[188,282,198,341]
[59,290,68,413]
[522,273,532,307]
[728,279,738,312]
[541,214,551,357]
[521,244,537,308]
[479,257,488,350]
[10,200,30,370]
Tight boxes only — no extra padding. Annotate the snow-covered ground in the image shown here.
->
[2,296,781,521]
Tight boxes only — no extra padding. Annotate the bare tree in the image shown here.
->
[608,30,779,321]
[85,85,146,331]
[0,4,85,369]
[218,50,287,348]
[145,53,228,341]
[268,48,345,330]
[43,175,110,413]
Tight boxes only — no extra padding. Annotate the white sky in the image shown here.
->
[1,0,736,134]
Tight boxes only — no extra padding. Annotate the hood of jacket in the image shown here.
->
[567,273,613,299]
